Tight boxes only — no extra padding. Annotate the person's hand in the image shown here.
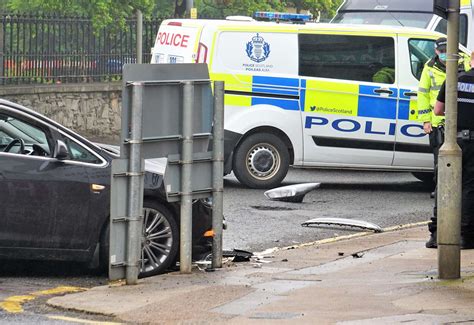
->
[423,122,432,134]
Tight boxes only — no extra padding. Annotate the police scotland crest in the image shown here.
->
[246,33,270,63]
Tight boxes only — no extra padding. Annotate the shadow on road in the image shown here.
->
[0,260,103,278]
[224,178,432,193]
[318,181,432,193]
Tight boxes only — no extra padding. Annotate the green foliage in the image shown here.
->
[6,0,157,30]
[153,0,175,17]
[191,0,342,20]
[195,0,286,18]
[3,0,344,24]
[284,0,343,19]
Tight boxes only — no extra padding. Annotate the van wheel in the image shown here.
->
[233,132,289,189]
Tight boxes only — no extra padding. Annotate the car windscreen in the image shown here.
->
[332,12,432,28]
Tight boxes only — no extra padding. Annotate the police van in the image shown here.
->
[332,0,474,50]
[151,13,468,188]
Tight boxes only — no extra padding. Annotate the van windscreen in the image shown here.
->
[337,0,434,12]
[332,12,432,28]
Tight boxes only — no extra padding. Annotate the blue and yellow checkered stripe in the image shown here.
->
[210,73,418,121]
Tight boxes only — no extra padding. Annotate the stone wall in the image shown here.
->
[0,83,122,143]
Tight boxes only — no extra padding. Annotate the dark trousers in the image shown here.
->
[460,139,474,239]
[428,127,443,234]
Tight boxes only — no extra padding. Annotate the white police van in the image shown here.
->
[332,0,474,50]
[151,12,467,188]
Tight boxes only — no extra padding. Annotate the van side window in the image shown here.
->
[299,34,395,84]
[408,39,436,80]
[435,15,468,46]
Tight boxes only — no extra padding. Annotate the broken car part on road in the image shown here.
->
[301,218,383,233]
[264,183,321,203]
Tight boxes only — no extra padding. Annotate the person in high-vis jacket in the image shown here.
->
[433,51,474,249]
[418,37,471,248]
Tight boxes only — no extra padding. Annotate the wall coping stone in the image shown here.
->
[0,82,122,96]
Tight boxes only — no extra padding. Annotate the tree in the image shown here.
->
[5,0,157,29]
[284,0,343,20]
[3,0,342,24]
[194,0,286,18]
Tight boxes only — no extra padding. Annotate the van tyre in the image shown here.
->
[233,132,290,189]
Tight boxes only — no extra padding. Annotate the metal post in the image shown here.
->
[186,0,194,17]
[126,82,145,284]
[0,17,4,85]
[438,0,462,280]
[180,81,194,273]
[136,10,143,64]
[212,81,225,268]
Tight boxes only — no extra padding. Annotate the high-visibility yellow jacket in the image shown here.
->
[418,54,471,127]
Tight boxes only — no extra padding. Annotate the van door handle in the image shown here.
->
[373,88,393,95]
[403,91,417,97]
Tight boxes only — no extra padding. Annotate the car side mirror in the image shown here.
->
[53,140,69,160]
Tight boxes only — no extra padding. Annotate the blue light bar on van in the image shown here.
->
[254,11,312,22]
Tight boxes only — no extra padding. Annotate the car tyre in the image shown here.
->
[99,200,179,278]
[99,221,110,275]
[233,132,290,189]
[139,200,179,278]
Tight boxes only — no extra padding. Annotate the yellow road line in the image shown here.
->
[0,295,36,313]
[48,315,122,324]
[0,286,86,314]
[256,221,429,256]
[31,286,86,297]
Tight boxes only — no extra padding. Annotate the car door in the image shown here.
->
[300,32,396,166]
[0,107,92,251]
[393,36,434,168]
[58,133,111,249]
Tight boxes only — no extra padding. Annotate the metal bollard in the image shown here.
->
[126,82,145,285]
[212,81,225,268]
[180,81,194,273]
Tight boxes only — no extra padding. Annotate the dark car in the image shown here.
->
[0,99,213,277]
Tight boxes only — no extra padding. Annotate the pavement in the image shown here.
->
[48,224,474,324]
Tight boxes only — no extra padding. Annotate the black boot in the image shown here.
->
[425,232,437,248]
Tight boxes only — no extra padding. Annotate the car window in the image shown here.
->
[0,130,13,145]
[435,14,468,46]
[408,39,436,80]
[0,113,51,155]
[63,137,101,164]
[299,34,395,84]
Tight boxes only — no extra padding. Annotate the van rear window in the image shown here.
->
[299,34,395,84]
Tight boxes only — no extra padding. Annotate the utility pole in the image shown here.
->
[136,10,143,64]
[186,0,193,18]
[437,0,462,280]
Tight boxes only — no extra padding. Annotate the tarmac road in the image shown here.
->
[0,261,117,324]
[0,169,432,323]
[222,168,433,253]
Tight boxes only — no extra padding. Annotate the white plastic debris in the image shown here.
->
[264,183,321,203]
[301,217,383,233]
